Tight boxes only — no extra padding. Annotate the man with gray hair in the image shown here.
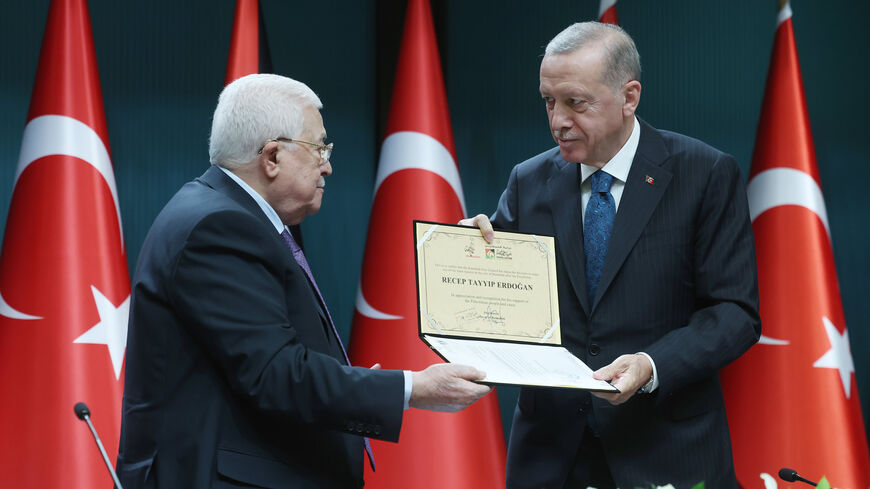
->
[462,22,760,488]
[118,73,491,489]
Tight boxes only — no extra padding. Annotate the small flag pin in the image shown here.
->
[645,175,655,186]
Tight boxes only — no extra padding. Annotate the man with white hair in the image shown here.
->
[117,73,490,489]
[462,22,760,488]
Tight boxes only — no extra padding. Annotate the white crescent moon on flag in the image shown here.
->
[16,114,125,250]
[355,131,467,321]
[373,131,467,216]
[758,335,789,346]
[748,166,829,347]
[0,291,42,320]
[1,115,125,321]
[355,286,402,320]
[747,167,829,239]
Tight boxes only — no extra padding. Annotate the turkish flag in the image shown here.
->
[0,0,129,487]
[347,0,506,487]
[224,0,305,249]
[598,0,619,25]
[721,3,870,488]
[225,0,272,85]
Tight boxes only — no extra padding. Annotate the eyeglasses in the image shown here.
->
[258,137,333,164]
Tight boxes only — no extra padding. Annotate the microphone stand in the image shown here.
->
[75,402,124,489]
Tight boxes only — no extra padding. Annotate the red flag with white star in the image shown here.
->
[347,0,506,487]
[599,0,619,24]
[721,2,870,487]
[0,0,129,486]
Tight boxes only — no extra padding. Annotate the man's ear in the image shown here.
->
[259,141,281,179]
[622,80,641,117]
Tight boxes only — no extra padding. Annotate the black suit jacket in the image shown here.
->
[117,166,405,489]
[495,120,760,489]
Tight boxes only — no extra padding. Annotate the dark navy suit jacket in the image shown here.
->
[496,120,761,489]
[117,166,404,489]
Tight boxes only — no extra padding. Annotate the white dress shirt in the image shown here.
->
[576,119,659,393]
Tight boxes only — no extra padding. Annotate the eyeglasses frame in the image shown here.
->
[258,137,333,164]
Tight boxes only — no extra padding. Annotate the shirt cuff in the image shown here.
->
[403,370,413,410]
[636,352,659,393]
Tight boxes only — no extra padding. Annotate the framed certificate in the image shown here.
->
[414,220,618,392]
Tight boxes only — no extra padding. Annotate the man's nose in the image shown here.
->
[550,103,574,130]
[321,159,332,176]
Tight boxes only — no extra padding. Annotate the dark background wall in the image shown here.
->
[2,0,868,445]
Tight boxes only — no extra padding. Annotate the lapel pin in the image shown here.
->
[644,175,655,186]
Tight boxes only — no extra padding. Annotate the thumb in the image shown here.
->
[594,354,635,381]
[474,215,495,243]
[369,363,382,370]
[593,362,619,381]
[449,363,487,381]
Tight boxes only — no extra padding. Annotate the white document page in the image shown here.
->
[424,335,618,391]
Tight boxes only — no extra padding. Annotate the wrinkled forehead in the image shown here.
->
[540,46,608,81]
[539,52,610,98]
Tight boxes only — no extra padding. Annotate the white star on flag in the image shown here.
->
[74,285,129,380]
[812,316,855,398]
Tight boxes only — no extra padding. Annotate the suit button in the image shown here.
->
[589,343,601,356]
[356,422,365,433]
[578,406,585,414]
[374,426,381,436]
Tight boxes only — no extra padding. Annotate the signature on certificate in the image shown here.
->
[454,306,506,329]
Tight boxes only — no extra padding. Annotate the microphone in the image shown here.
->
[779,467,818,487]
[74,402,124,489]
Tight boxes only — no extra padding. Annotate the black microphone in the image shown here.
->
[779,467,818,487]
[73,402,90,420]
[74,402,124,489]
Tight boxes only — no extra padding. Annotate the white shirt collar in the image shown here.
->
[217,165,286,234]
[580,116,641,183]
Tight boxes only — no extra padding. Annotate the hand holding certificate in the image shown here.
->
[414,221,617,392]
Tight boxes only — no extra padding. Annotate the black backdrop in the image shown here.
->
[1,0,868,445]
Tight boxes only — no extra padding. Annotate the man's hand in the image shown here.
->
[591,354,653,405]
[458,214,494,243]
[410,363,491,412]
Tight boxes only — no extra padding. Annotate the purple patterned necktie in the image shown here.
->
[281,229,349,365]
[280,229,375,470]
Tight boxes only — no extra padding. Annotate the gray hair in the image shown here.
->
[209,73,322,169]
[544,22,641,90]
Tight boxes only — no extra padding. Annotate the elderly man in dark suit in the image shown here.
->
[117,73,490,489]
[462,22,760,489]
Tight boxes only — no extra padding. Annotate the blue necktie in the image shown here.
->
[280,229,376,470]
[584,171,615,306]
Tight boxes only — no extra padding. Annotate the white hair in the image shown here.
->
[545,22,641,90]
[209,73,322,169]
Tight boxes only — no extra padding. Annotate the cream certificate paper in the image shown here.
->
[415,222,618,392]
[425,336,617,390]
[416,222,560,343]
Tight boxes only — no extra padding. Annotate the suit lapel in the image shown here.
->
[593,121,673,311]
[198,166,337,353]
[547,159,591,316]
